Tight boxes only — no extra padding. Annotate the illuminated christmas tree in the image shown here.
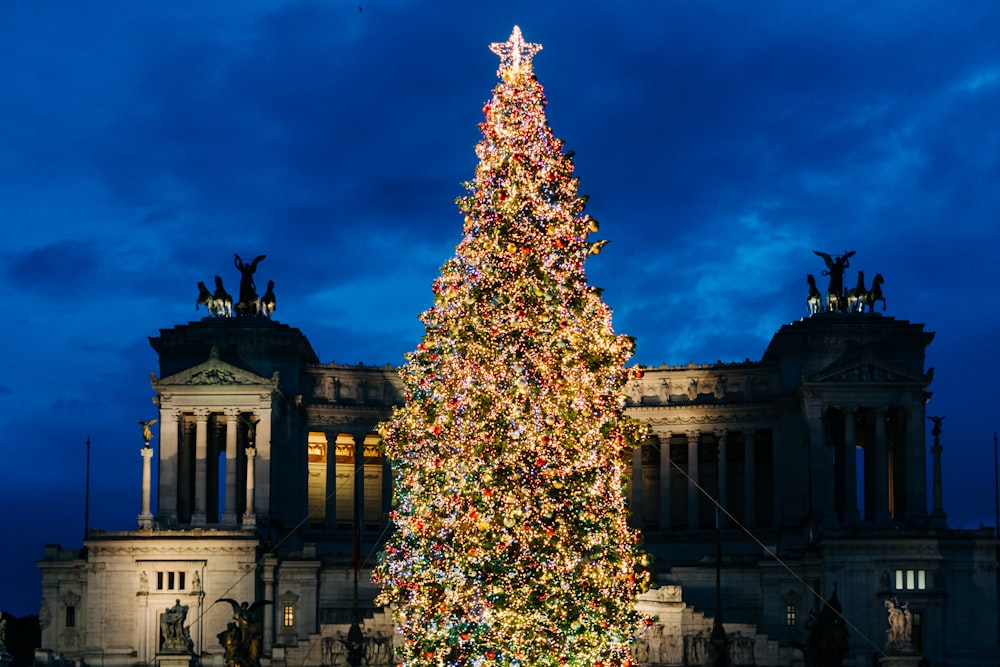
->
[375,26,650,667]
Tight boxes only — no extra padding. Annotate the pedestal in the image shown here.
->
[158,652,196,667]
[879,653,922,667]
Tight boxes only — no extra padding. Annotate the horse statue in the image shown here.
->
[846,271,867,313]
[259,280,276,319]
[213,276,234,318]
[197,281,215,313]
[806,274,823,315]
[859,273,886,312]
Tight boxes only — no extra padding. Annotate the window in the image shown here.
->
[894,569,926,591]
[156,571,187,591]
[283,605,295,627]
[65,605,76,628]
[785,604,797,626]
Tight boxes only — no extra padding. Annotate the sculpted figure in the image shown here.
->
[234,254,266,316]
[884,598,912,649]
[929,415,945,437]
[259,280,276,318]
[806,274,823,314]
[861,273,886,312]
[813,250,855,311]
[160,599,192,652]
[213,276,234,317]
[138,419,157,443]
[217,598,271,667]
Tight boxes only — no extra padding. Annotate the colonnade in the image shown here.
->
[630,427,774,531]
[812,403,927,526]
[156,406,271,529]
[307,431,392,533]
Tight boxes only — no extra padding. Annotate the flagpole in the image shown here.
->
[84,435,91,541]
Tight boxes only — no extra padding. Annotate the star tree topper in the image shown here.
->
[489,25,542,75]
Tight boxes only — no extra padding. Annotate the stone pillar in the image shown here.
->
[243,446,257,529]
[192,408,210,526]
[158,409,179,523]
[744,429,756,528]
[807,406,836,528]
[254,407,272,520]
[631,443,644,528]
[222,409,239,526]
[354,433,366,533]
[325,432,338,529]
[261,555,277,656]
[715,429,728,527]
[843,407,860,524]
[687,431,700,529]
[138,446,155,529]
[874,407,891,522]
[659,432,672,530]
[906,408,928,522]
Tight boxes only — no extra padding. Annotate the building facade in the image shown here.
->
[36,302,998,666]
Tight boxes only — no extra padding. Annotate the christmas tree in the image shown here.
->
[374,26,650,667]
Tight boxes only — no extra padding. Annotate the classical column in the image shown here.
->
[906,407,929,522]
[631,443,644,528]
[157,408,179,523]
[254,407,272,520]
[715,429,728,528]
[242,446,257,529]
[325,432,338,530]
[874,407,891,522]
[222,408,239,527]
[744,429,756,528]
[192,408,210,526]
[807,406,836,528]
[138,445,155,529]
[687,430,700,529]
[261,554,277,656]
[843,407,860,524]
[659,432,672,530]
[354,433,366,533]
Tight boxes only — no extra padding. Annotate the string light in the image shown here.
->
[375,26,650,667]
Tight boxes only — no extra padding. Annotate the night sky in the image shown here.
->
[2,2,998,617]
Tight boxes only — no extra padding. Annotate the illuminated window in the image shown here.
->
[894,569,926,590]
[283,605,295,627]
[65,605,76,628]
[785,604,797,626]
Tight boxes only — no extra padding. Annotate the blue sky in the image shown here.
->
[1,1,998,616]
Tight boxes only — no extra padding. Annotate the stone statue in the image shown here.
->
[884,598,913,650]
[234,254,266,316]
[138,419,157,444]
[813,250,855,312]
[213,276,234,317]
[160,599,192,653]
[259,280,276,319]
[806,274,823,314]
[804,586,849,667]
[217,598,272,667]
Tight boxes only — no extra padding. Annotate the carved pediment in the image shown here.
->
[153,347,278,388]
[807,358,926,386]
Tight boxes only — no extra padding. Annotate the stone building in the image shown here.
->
[36,287,998,666]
